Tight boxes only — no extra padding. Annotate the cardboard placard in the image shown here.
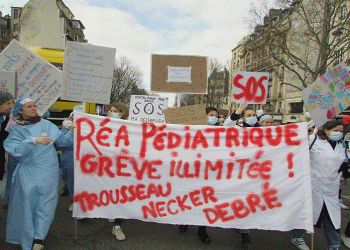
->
[164,104,207,125]
[0,71,16,98]
[0,40,62,115]
[62,41,116,104]
[301,62,350,127]
[231,71,269,104]
[129,95,168,123]
[151,54,207,93]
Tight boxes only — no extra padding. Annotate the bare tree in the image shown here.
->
[247,0,350,90]
[110,57,147,105]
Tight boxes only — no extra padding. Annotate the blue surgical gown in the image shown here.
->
[4,119,73,250]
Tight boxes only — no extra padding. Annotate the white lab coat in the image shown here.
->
[309,134,345,229]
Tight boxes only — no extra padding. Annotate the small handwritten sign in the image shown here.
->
[0,40,62,115]
[129,95,168,123]
[0,71,16,97]
[62,41,116,104]
[231,71,269,104]
[164,104,207,125]
[301,62,350,127]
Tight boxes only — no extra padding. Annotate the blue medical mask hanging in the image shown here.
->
[329,131,343,141]
[245,116,257,126]
[208,116,219,125]
[109,112,121,119]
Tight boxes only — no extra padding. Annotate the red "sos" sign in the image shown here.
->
[232,72,269,104]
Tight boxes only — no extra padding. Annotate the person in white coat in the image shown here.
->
[292,120,349,250]
[4,98,74,250]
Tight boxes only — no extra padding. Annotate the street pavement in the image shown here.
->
[1,181,350,250]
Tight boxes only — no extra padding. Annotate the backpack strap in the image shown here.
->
[309,135,317,150]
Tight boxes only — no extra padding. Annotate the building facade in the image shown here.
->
[0,12,12,51]
[10,0,86,50]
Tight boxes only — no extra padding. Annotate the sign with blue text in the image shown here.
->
[62,41,116,104]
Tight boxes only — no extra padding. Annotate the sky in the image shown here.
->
[1,0,276,106]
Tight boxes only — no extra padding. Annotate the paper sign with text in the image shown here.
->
[0,40,62,115]
[129,95,168,123]
[151,54,207,93]
[0,71,16,97]
[231,71,269,104]
[164,104,207,125]
[73,113,313,232]
[301,62,350,127]
[62,41,116,104]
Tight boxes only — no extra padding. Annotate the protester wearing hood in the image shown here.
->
[59,105,84,212]
[4,98,74,250]
[0,91,14,183]
[291,120,350,250]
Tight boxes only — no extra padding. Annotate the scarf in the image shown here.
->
[13,115,42,125]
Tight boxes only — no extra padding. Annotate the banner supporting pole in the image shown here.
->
[311,233,314,250]
[75,218,78,240]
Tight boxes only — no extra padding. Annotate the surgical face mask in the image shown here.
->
[109,112,120,119]
[245,116,257,126]
[329,131,343,141]
[208,116,219,125]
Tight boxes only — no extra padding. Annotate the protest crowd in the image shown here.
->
[0,87,350,250]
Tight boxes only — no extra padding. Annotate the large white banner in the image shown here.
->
[0,40,62,115]
[62,41,116,104]
[129,95,168,123]
[73,113,313,232]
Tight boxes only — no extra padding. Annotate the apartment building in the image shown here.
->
[0,12,11,51]
[10,0,86,50]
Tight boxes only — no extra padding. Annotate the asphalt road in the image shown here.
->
[1,181,350,250]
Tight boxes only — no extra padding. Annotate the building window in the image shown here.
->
[334,50,344,66]
[267,85,272,98]
[1,30,7,38]
[290,102,304,113]
[246,53,251,65]
[14,9,19,19]
[74,34,81,42]
[13,24,18,31]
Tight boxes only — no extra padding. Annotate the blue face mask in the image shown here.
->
[208,116,219,125]
[109,112,120,119]
[245,116,257,126]
[329,131,343,141]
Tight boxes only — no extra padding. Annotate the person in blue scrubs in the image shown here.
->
[4,98,73,250]
[59,105,84,211]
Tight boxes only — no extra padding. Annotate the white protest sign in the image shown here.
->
[231,71,269,104]
[129,95,168,123]
[73,113,313,232]
[62,41,116,104]
[0,71,16,97]
[0,40,62,115]
[301,62,350,127]
[167,66,192,83]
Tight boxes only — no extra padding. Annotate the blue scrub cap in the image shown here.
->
[12,97,33,116]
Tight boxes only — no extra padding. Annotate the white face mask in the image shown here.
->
[245,116,257,126]
[208,116,219,125]
[109,112,121,119]
[329,131,343,141]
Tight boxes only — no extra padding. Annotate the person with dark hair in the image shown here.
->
[4,98,74,250]
[223,103,260,128]
[178,107,220,245]
[291,120,349,250]
[0,91,14,183]
[223,103,258,249]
